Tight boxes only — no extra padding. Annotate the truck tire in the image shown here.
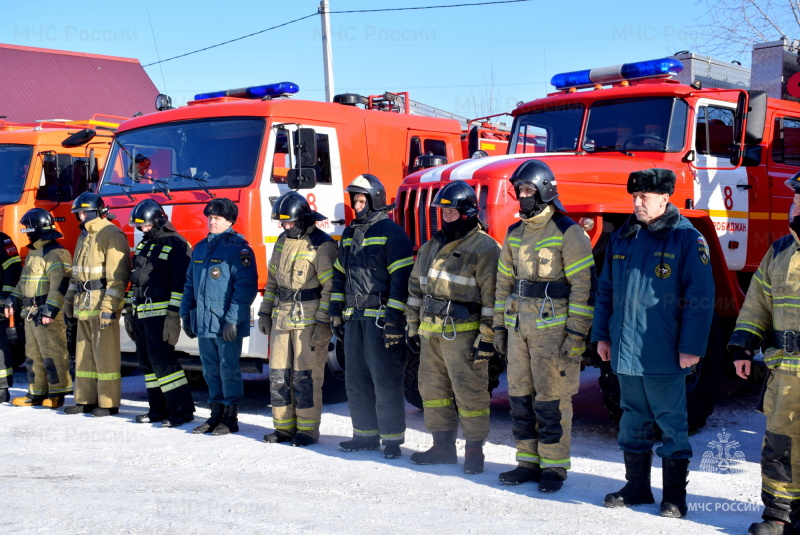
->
[322,335,347,404]
[597,314,722,432]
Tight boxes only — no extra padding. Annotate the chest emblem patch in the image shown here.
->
[210,266,222,280]
[655,263,672,279]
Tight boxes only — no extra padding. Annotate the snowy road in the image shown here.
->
[2,367,764,534]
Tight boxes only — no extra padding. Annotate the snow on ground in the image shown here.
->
[2,367,764,535]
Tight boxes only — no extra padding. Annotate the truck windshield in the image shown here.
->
[582,97,688,152]
[0,145,34,205]
[510,104,584,153]
[99,118,265,196]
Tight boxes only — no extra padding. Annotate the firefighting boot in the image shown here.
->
[211,404,239,436]
[41,395,66,409]
[660,457,690,518]
[264,431,294,443]
[12,395,46,407]
[383,444,402,459]
[410,430,458,465]
[604,451,656,507]
[0,388,9,403]
[162,415,194,428]
[192,402,224,434]
[499,463,542,485]
[135,413,167,424]
[338,435,381,452]
[291,433,317,447]
[464,440,485,475]
[64,404,98,415]
[91,407,119,417]
[539,467,567,493]
[748,519,796,535]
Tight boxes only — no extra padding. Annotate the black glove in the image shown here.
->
[405,323,420,353]
[222,322,237,342]
[182,318,195,339]
[729,345,752,361]
[493,328,508,356]
[258,314,272,336]
[383,322,404,350]
[472,339,495,361]
[331,316,345,341]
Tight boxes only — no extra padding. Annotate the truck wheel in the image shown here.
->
[322,335,347,404]
[597,314,722,432]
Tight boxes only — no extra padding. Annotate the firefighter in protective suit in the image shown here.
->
[493,159,596,493]
[4,209,70,407]
[0,232,21,404]
[258,191,337,447]
[63,192,131,417]
[730,174,800,535]
[330,174,414,459]
[125,199,195,427]
[405,181,500,474]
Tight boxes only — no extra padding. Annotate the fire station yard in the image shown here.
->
[3,368,762,534]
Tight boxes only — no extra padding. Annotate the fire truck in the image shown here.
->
[0,115,120,359]
[96,83,494,399]
[398,39,800,429]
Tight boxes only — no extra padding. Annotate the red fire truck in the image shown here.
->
[96,83,495,399]
[398,39,800,428]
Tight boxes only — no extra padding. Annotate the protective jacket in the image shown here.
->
[406,224,500,336]
[181,228,257,338]
[127,222,191,318]
[260,228,337,329]
[11,239,71,318]
[0,232,22,299]
[330,211,413,325]
[66,218,131,319]
[592,203,714,376]
[494,205,596,343]
[729,232,800,368]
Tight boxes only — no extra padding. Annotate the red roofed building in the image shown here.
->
[0,43,158,122]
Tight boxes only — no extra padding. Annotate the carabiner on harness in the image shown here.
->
[375,304,387,329]
[289,289,305,324]
[539,282,556,325]
[81,280,94,309]
[26,305,39,322]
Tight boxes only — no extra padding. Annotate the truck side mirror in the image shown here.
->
[731,90,767,166]
[295,128,318,168]
[287,167,317,190]
[61,128,96,148]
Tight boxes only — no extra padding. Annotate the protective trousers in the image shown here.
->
[133,315,195,419]
[617,374,691,459]
[507,302,580,470]
[269,326,328,440]
[23,312,71,398]
[198,337,243,406]
[74,316,121,408]
[760,369,800,525]
[0,319,11,390]
[419,331,489,442]
[344,318,406,445]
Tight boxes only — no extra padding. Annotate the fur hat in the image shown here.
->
[203,198,238,224]
[627,168,676,195]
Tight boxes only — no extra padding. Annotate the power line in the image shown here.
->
[142,0,534,68]
[142,12,318,67]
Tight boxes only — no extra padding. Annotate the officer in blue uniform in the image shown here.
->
[592,168,714,518]
[180,198,258,436]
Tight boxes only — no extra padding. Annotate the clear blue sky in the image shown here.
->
[1,0,713,115]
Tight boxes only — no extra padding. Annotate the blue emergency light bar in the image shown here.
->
[194,82,300,101]
[550,58,684,89]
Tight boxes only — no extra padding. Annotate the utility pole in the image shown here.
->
[320,0,335,102]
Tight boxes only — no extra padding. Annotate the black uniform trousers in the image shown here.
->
[0,319,11,390]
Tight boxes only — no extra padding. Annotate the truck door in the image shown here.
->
[692,100,750,271]
[768,115,800,244]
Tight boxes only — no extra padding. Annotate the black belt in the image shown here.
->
[773,330,800,354]
[22,295,47,307]
[346,293,386,309]
[276,287,322,302]
[423,295,480,320]
[75,278,107,294]
[514,279,570,299]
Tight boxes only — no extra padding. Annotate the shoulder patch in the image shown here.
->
[551,212,578,234]
[773,234,796,258]
[240,248,253,267]
[4,244,18,257]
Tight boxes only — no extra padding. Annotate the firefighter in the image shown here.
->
[592,168,714,518]
[0,231,22,403]
[181,198,258,436]
[405,181,500,474]
[125,199,195,427]
[4,209,72,407]
[493,159,596,493]
[63,192,131,417]
[330,174,414,459]
[258,191,337,447]
[730,174,800,535]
